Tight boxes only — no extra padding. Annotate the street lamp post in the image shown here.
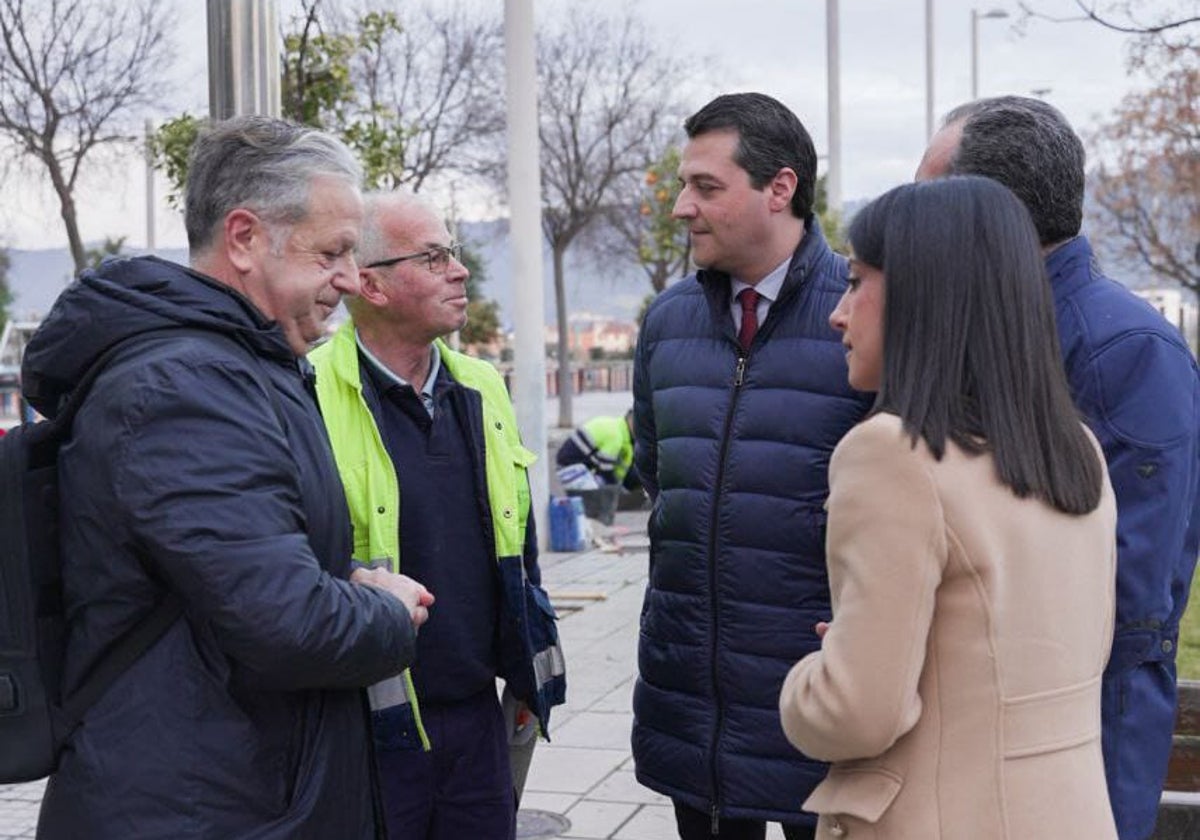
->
[826,0,841,214]
[971,8,1009,100]
[925,0,935,141]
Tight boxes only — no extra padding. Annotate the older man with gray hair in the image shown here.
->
[22,116,431,838]
[310,189,565,840]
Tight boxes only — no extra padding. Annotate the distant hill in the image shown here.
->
[7,219,652,327]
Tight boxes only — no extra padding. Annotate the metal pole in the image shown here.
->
[504,0,550,544]
[971,9,980,99]
[207,0,281,120]
[144,118,156,251]
[826,0,842,215]
[925,0,935,141]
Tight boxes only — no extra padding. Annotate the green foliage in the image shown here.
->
[152,7,415,197]
[85,236,127,269]
[0,245,11,332]
[281,15,357,127]
[1179,567,1200,679]
[457,240,502,348]
[635,292,656,328]
[281,6,413,190]
[814,174,845,253]
[148,113,203,210]
[634,146,689,293]
[341,114,415,191]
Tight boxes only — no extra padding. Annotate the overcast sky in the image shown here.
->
[1,0,1151,252]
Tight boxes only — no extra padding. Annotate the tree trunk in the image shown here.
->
[553,243,573,429]
[47,160,86,276]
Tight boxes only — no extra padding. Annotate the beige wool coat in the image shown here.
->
[780,413,1118,840]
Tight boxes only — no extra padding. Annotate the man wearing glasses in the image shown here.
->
[309,191,565,840]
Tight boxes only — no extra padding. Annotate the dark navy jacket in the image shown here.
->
[22,256,415,839]
[631,221,873,824]
[1050,237,1200,840]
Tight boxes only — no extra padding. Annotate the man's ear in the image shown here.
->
[224,208,264,274]
[358,268,391,307]
[768,167,799,213]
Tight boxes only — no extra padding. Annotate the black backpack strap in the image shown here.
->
[54,326,288,730]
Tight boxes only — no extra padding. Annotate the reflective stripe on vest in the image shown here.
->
[534,644,566,691]
[367,673,410,711]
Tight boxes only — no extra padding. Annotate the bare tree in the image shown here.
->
[350,1,505,192]
[1017,1,1198,43]
[285,0,505,192]
[1088,41,1200,351]
[0,0,173,275]
[535,8,686,428]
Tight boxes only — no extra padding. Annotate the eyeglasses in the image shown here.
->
[364,242,462,274]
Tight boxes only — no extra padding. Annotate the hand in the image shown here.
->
[515,701,534,729]
[815,621,830,641]
[351,568,435,627]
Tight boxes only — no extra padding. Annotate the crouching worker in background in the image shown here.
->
[23,116,431,839]
[779,177,1119,839]
[555,409,641,492]
[309,190,566,840]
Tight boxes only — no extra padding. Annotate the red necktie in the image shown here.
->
[737,288,760,352]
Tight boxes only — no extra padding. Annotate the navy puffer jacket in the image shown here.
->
[631,220,873,824]
[22,256,414,839]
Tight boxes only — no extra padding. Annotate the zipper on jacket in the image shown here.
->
[705,351,749,830]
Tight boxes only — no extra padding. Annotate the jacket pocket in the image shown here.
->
[371,700,425,752]
[803,766,903,838]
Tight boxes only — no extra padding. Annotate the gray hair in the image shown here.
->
[185,115,363,254]
[357,190,441,266]
[941,96,1085,246]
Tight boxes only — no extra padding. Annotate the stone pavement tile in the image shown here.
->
[612,803,676,840]
[570,629,638,665]
[519,790,580,815]
[0,802,38,836]
[587,678,634,713]
[586,770,668,806]
[557,686,612,715]
[551,711,633,751]
[557,653,635,697]
[524,745,627,795]
[561,800,639,839]
[0,781,45,801]
[558,606,641,645]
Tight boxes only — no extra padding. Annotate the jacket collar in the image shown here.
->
[1044,235,1095,303]
[696,215,832,335]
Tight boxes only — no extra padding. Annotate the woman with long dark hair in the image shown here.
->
[779,176,1118,839]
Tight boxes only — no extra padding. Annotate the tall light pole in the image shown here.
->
[504,0,550,542]
[206,0,281,119]
[826,0,841,214]
[925,0,935,140]
[971,8,1010,100]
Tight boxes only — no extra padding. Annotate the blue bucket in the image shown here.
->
[548,496,587,552]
